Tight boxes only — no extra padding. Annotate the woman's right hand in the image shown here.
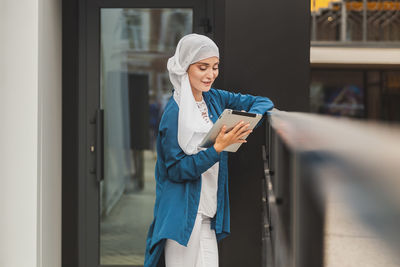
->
[213,121,253,153]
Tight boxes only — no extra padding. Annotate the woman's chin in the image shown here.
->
[202,85,212,91]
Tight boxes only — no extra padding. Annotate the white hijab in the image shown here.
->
[167,33,220,155]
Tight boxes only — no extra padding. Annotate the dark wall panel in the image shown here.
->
[222,0,309,111]
[215,0,309,266]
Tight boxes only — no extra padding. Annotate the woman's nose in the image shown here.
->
[206,69,214,79]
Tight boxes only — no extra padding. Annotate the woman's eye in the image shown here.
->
[198,66,218,71]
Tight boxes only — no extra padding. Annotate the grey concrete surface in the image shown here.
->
[100,150,157,265]
[324,183,400,267]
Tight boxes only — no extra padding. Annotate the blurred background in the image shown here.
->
[310,0,400,121]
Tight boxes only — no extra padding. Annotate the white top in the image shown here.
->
[194,99,219,218]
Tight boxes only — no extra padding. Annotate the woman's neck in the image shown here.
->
[191,88,203,102]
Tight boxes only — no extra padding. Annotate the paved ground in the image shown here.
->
[100,150,157,265]
[324,180,400,267]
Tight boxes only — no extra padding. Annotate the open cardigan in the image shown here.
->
[144,88,274,267]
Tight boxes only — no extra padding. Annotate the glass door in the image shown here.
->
[84,1,211,266]
[100,8,193,265]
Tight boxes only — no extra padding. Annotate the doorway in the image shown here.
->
[63,0,212,266]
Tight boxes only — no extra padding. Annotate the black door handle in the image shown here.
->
[96,109,104,182]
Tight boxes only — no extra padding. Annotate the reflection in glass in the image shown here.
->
[100,8,193,265]
[310,70,365,118]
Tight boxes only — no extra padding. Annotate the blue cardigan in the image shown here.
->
[144,88,274,267]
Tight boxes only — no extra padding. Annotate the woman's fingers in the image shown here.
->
[234,123,250,136]
[231,121,245,134]
[219,125,226,135]
[216,125,226,142]
[237,129,252,139]
[231,122,250,136]
[216,122,253,149]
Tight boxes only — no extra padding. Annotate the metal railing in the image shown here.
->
[262,109,400,267]
[311,0,400,44]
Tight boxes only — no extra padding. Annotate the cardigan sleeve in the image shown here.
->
[159,109,220,183]
[213,88,274,128]
[214,89,274,115]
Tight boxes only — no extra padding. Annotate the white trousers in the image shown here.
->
[164,213,219,267]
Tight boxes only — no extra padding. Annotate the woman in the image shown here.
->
[144,33,274,267]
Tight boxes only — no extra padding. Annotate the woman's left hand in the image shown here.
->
[213,121,252,153]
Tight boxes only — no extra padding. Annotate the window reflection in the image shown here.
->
[310,70,365,117]
[310,69,400,122]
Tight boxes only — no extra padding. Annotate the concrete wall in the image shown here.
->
[0,0,62,267]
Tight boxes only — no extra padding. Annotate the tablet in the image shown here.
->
[199,109,262,152]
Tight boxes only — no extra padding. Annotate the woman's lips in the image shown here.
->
[202,81,212,86]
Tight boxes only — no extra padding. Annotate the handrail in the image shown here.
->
[263,108,400,267]
[269,108,400,204]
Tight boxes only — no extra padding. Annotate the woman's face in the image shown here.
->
[187,56,219,94]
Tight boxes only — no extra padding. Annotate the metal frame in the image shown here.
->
[87,1,210,266]
[62,1,81,266]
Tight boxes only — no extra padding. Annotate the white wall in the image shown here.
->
[0,0,62,266]
[38,0,62,266]
[311,47,400,65]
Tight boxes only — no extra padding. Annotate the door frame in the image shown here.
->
[63,0,214,266]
